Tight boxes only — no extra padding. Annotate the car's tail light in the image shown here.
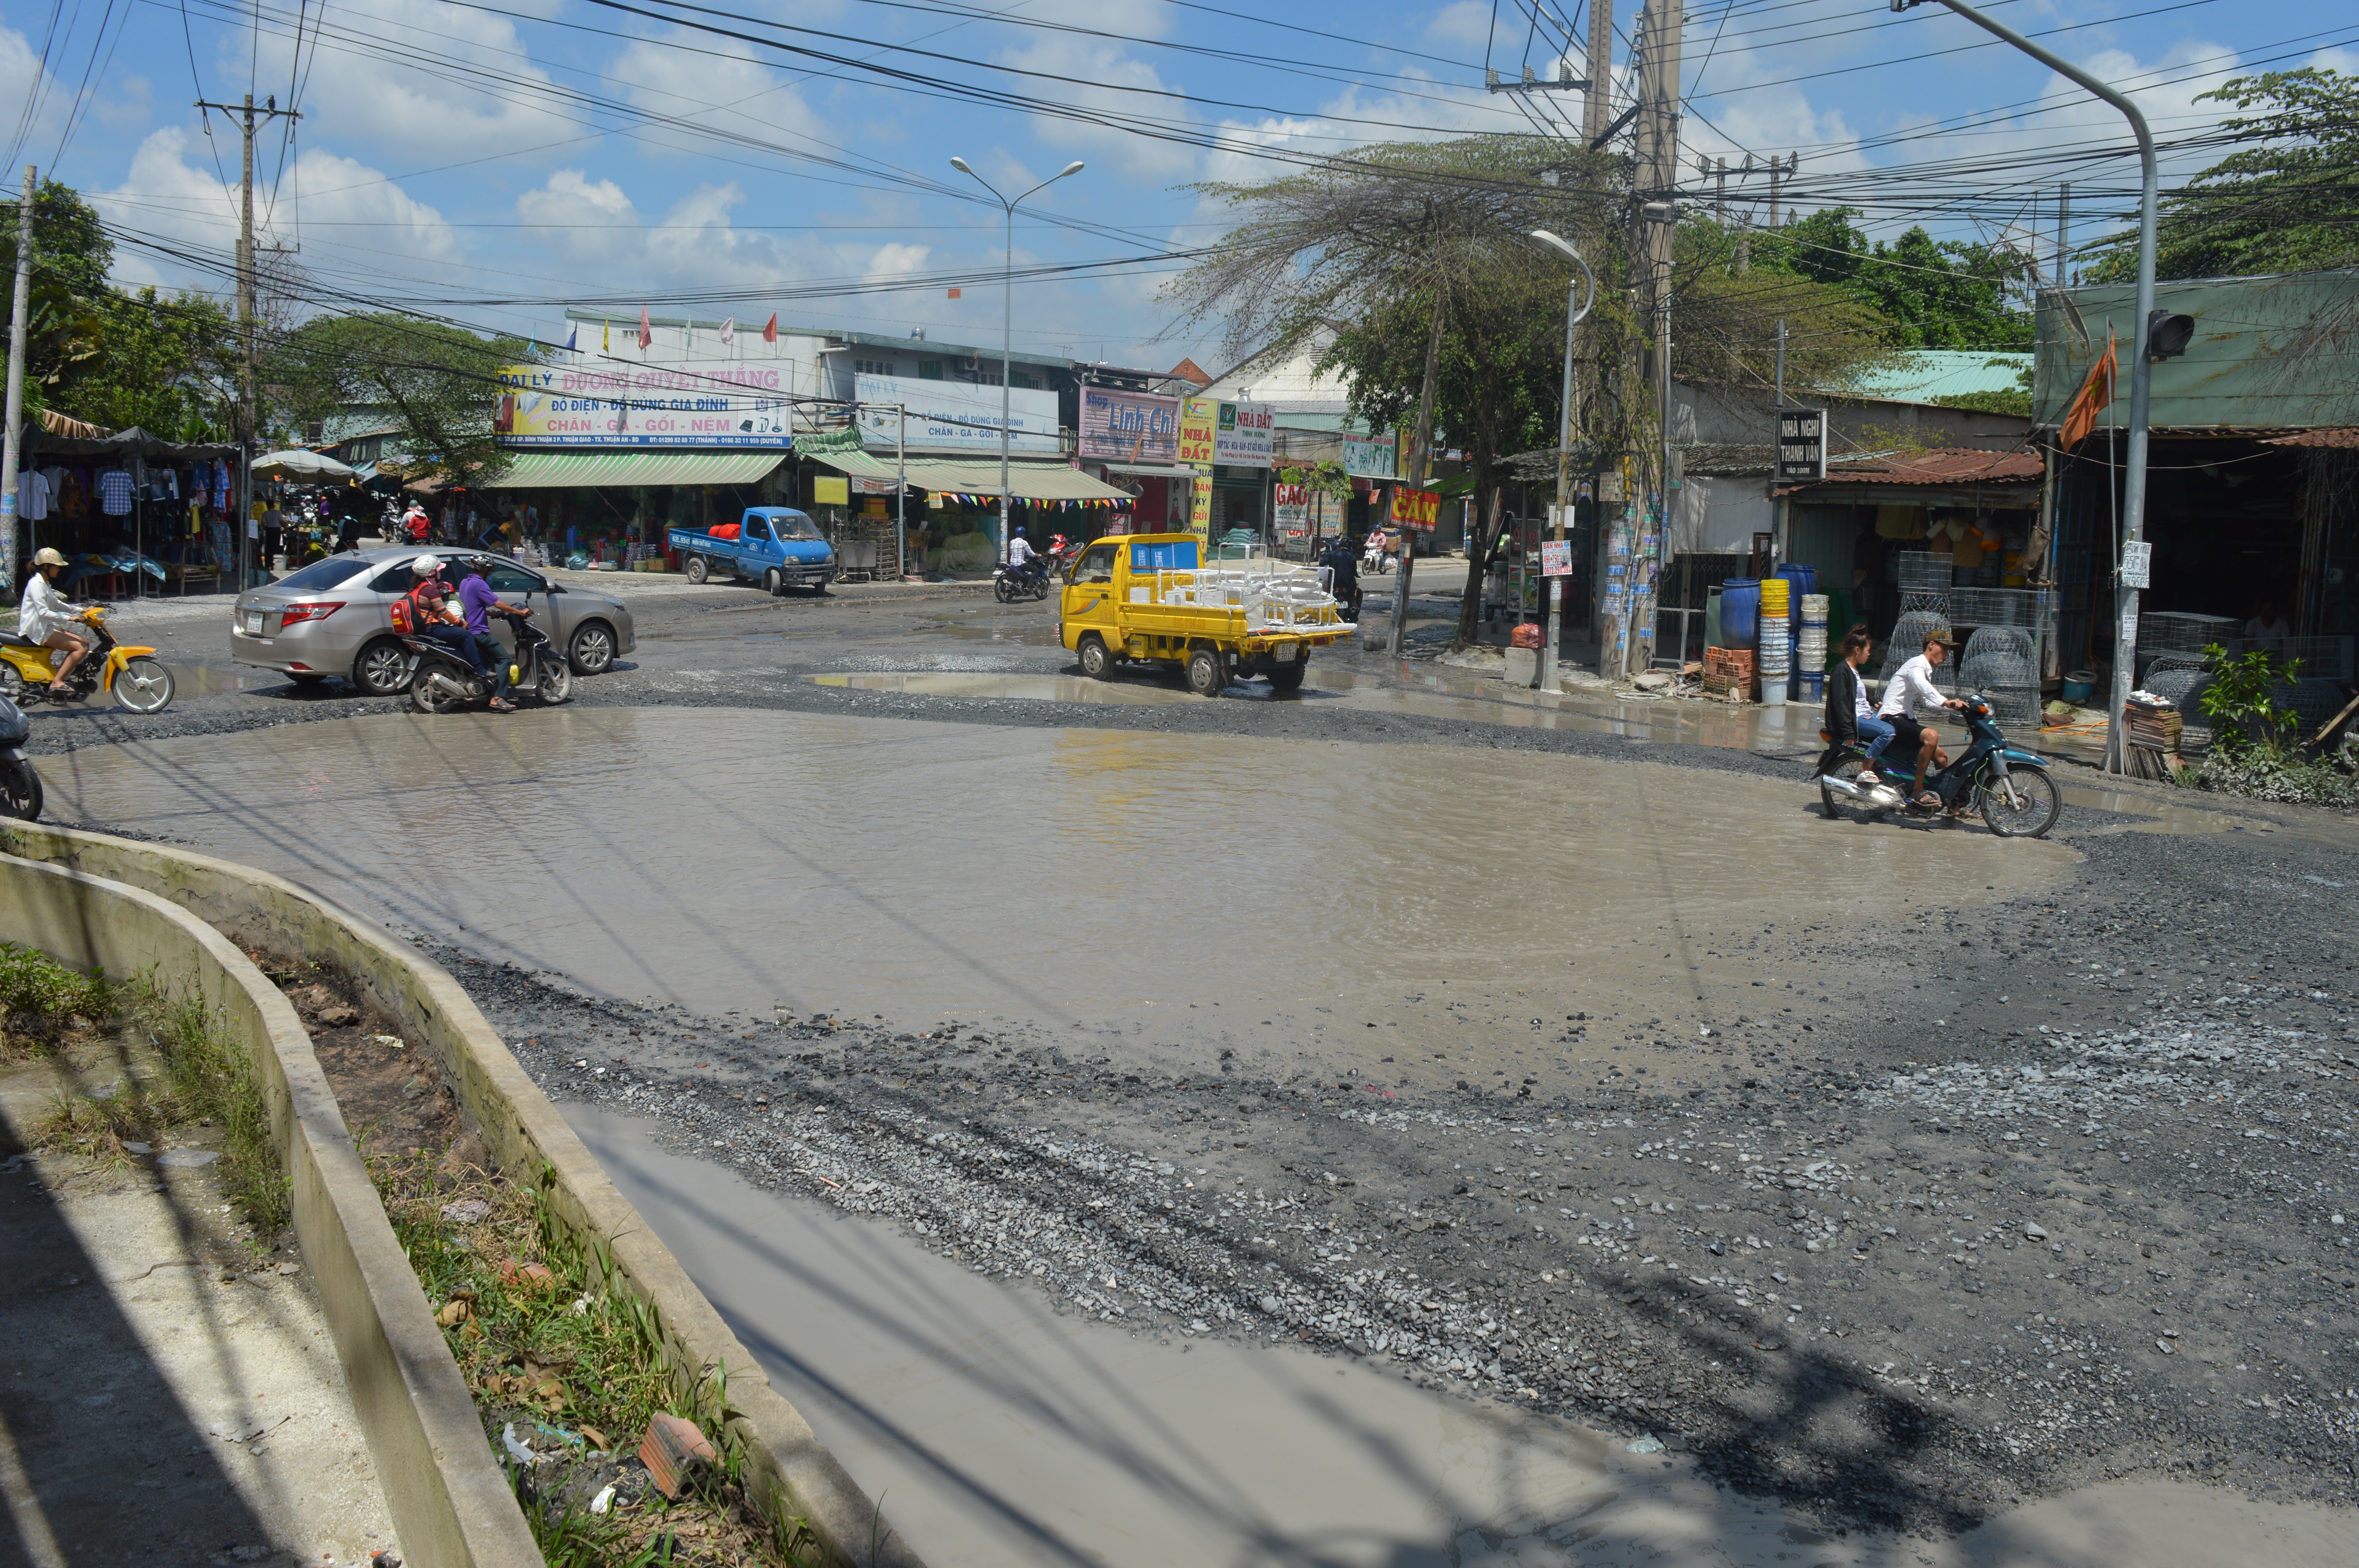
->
[277,601,345,628]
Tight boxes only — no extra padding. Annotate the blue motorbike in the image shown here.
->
[1814,692,2059,838]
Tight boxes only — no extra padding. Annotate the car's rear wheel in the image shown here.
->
[684,555,709,584]
[568,619,617,675]
[353,637,414,697]
[1268,656,1309,692]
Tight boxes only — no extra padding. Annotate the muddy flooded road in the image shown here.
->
[36,706,2070,1087]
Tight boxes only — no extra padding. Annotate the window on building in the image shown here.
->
[854,358,896,377]
[1011,371,1040,390]
[917,360,944,380]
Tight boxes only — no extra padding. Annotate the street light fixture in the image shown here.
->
[951,156,1086,563]
[1890,0,2159,775]
[1531,230,1595,693]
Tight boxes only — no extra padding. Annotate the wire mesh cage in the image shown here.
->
[1895,552,1953,590]
[1948,587,2052,628]
[2139,610,2239,656]
[1882,611,1961,692]
[1961,625,2040,724]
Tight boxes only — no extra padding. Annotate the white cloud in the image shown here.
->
[93,128,459,292]
[605,28,827,154]
[1425,2,1496,51]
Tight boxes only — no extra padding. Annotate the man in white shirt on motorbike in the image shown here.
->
[1878,628,1966,807]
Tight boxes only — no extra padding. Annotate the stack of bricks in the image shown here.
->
[1703,646,1755,698]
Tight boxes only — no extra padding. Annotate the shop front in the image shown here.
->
[796,434,1132,578]
[16,425,245,597]
[476,449,794,570]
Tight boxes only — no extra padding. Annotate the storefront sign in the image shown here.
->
[1342,432,1397,481]
[1391,487,1440,531]
[1274,481,1309,539]
[1187,473,1211,541]
[1776,407,1828,482]
[1541,539,1572,577]
[1214,401,1274,468]
[813,475,850,506]
[854,373,1060,455]
[1178,398,1218,466]
[495,361,793,447]
[1078,387,1181,463]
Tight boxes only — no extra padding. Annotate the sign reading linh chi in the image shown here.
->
[495,363,794,448]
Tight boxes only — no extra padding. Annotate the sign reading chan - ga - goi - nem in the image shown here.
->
[1391,487,1440,531]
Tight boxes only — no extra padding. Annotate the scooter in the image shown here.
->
[992,556,1053,603]
[400,613,572,714]
[0,690,39,820]
[0,606,175,713]
[1814,693,2060,837]
[1045,534,1084,582]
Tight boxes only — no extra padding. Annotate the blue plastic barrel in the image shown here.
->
[1774,564,1817,623]
[1720,578,1760,646]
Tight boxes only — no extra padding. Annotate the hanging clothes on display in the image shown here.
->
[96,468,133,515]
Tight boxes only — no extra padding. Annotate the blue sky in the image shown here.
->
[1,0,2350,367]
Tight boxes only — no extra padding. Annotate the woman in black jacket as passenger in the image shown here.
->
[1819,624,1894,780]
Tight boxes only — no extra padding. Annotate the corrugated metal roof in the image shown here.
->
[1833,350,2032,404]
[2262,426,2359,449]
[1780,449,2043,494]
[478,451,788,488]
[2032,271,2359,432]
[804,448,1132,501]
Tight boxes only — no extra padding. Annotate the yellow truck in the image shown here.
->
[1058,532,1356,695]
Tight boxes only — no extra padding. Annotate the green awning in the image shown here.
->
[480,450,788,488]
[804,446,1132,503]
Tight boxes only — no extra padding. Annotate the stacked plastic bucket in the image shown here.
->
[1797,594,1829,703]
[1756,574,1791,701]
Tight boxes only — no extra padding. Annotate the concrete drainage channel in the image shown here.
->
[0,821,920,1568]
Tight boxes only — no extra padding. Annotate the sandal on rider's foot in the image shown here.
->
[488,698,516,712]
[1910,791,1941,809]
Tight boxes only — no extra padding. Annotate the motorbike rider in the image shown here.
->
[1877,627,1966,807]
[1005,525,1045,584]
[16,548,93,695]
[404,555,489,688]
[1320,532,1362,617]
[1822,625,1894,782]
[456,558,533,713]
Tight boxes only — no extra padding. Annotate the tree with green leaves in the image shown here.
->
[1743,207,2031,350]
[2087,68,2359,281]
[270,313,531,484]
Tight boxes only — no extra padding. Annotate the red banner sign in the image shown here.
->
[1391,487,1440,530]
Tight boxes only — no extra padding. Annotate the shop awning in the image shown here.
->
[1094,461,1197,479]
[808,448,1132,503]
[478,450,789,489]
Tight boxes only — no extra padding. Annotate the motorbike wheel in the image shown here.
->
[112,656,174,714]
[410,673,462,715]
[0,756,40,821]
[993,575,1016,604]
[1978,764,2061,838]
[0,664,24,700]
[1819,753,1869,820]
[536,659,574,705]
[1030,575,1052,602]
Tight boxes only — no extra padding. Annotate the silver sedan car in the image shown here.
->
[230,547,636,696]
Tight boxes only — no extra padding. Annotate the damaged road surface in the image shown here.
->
[28,612,2359,1566]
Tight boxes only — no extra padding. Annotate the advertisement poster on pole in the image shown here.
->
[1390,487,1440,532]
[1540,539,1573,576]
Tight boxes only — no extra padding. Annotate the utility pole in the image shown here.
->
[196,94,298,588]
[1,165,33,588]
[2055,181,2072,285]
[1620,0,1681,679]
[1767,152,1796,229]
[1584,0,1616,142]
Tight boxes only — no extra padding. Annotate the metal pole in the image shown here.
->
[1533,232,1594,695]
[1,165,33,588]
[240,95,255,589]
[1775,317,1785,405]
[1898,0,2158,772]
[999,197,1012,565]
[896,404,907,580]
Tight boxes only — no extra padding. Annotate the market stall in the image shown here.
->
[16,424,244,597]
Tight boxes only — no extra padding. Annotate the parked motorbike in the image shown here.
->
[1812,693,2059,837]
[0,606,175,713]
[992,556,1053,603]
[0,690,40,821]
[401,614,572,714]
[1045,533,1084,583]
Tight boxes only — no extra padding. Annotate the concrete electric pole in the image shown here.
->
[1584,0,1616,142]
[1614,0,1681,680]
[1,166,33,588]
[194,93,298,588]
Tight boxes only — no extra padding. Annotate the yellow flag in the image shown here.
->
[602,320,611,352]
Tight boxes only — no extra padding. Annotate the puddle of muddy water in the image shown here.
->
[39,708,2071,1074]
[572,1106,2359,1568]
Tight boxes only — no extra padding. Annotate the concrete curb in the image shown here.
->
[0,849,540,1568]
[0,822,923,1568]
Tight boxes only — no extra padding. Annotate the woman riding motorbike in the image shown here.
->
[1821,625,1893,782]
[15,548,93,695]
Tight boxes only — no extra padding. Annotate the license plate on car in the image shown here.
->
[237,609,263,635]
[1273,642,1297,662]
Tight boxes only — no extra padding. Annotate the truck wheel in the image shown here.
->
[763,568,782,595]
[685,555,709,584]
[1268,657,1309,692]
[1078,634,1115,681]
[1185,646,1227,697]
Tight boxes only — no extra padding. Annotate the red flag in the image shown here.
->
[762,312,778,344]
[947,287,961,299]
[2059,334,2116,452]
[638,306,652,350]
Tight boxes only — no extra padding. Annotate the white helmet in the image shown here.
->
[412,554,444,574]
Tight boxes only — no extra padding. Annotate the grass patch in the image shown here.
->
[0,941,109,1061]
[370,1143,821,1567]
[18,961,290,1232]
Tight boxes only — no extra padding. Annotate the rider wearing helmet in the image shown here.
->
[1005,524,1045,583]
[15,548,91,694]
[405,555,486,681]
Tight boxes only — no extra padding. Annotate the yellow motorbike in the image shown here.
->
[0,605,176,713]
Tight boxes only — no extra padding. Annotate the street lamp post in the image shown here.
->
[951,156,1085,564]
[1530,230,1595,695]
[1890,0,2159,773]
